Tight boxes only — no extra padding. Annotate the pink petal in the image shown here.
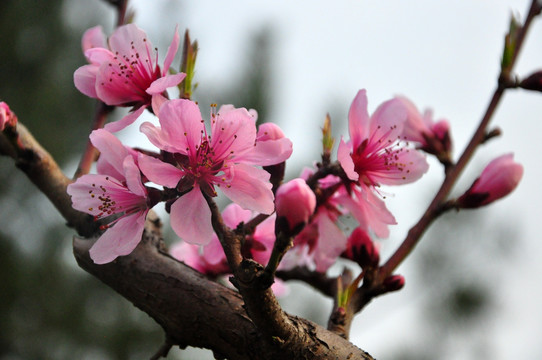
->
[90,129,129,178]
[202,235,226,265]
[170,187,214,245]
[146,73,186,95]
[82,26,106,52]
[220,164,274,214]
[221,203,252,228]
[84,47,115,65]
[236,137,293,166]
[89,211,147,264]
[104,106,146,133]
[151,93,168,117]
[337,138,358,181]
[170,241,206,273]
[67,174,115,216]
[368,98,406,149]
[81,25,106,52]
[369,148,429,186]
[348,90,370,147]
[74,65,99,98]
[163,25,180,75]
[313,211,348,272]
[138,153,184,188]
[338,186,396,238]
[140,99,203,155]
[123,157,146,197]
[211,107,257,160]
[108,24,154,67]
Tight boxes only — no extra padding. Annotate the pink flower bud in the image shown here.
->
[0,102,17,131]
[275,178,316,232]
[519,71,542,92]
[343,227,379,269]
[458,153,523,208]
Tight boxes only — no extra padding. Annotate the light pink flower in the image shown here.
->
[0,102,17,131]
[138,99,291,245]
[74,24,186,132]
[458,153,523,208]
[275,178,316,231]
[67,129,152,264]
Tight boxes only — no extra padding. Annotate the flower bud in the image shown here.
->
[343,227,379,269]
[275,178,316,233]
[0,102,17,131]
[519,71,542,92]
[383,274,405,292]
[457,153,523,208]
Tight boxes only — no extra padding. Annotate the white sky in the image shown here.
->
[64,1,542,358]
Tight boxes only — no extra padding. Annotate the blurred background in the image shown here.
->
[1,0,541,359]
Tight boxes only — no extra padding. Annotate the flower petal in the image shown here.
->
[368,98,406,149]
[170,187,214,245]
[146,73,186,95]
[82,25,106,52]
[90,129,129,177]
[337,138,358,181]
[138,153,184,188]
[89,211,147,264]
[348,90,370,147]
[74,65,99,99]
[211,107,257,160]
[163,25,180,75]
[220,164,274,214]
[104,106,146,133]
[237,137,293,166]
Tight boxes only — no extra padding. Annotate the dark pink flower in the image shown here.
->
[67,129,152,264]
[138,99,291,245]
[275,178,316,231]
[458,153,523,208]
[74,24,186,132]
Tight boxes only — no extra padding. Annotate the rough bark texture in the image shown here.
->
[73,214,375,359]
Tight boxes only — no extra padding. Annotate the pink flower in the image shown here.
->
[275,178,316,231]
[337,90,428,237]
[67,129,152,264]
[170,203,277,275]
[457,153,523,208]
[74,24,186,132]
[395,96,452,163]
[338,90,429,186]
[138,99,292,245]
[0,102,17,131]
[290,207,348,272]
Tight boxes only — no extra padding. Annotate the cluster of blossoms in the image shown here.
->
[66,24,524,287]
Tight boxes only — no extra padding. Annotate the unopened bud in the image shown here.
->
[383,274,405,292]
[275,178,316,233]
[343,227,379,269]
[519,71,542,92]
[457,153,523,208]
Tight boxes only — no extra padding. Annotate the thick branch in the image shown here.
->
[73,217,375,360]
